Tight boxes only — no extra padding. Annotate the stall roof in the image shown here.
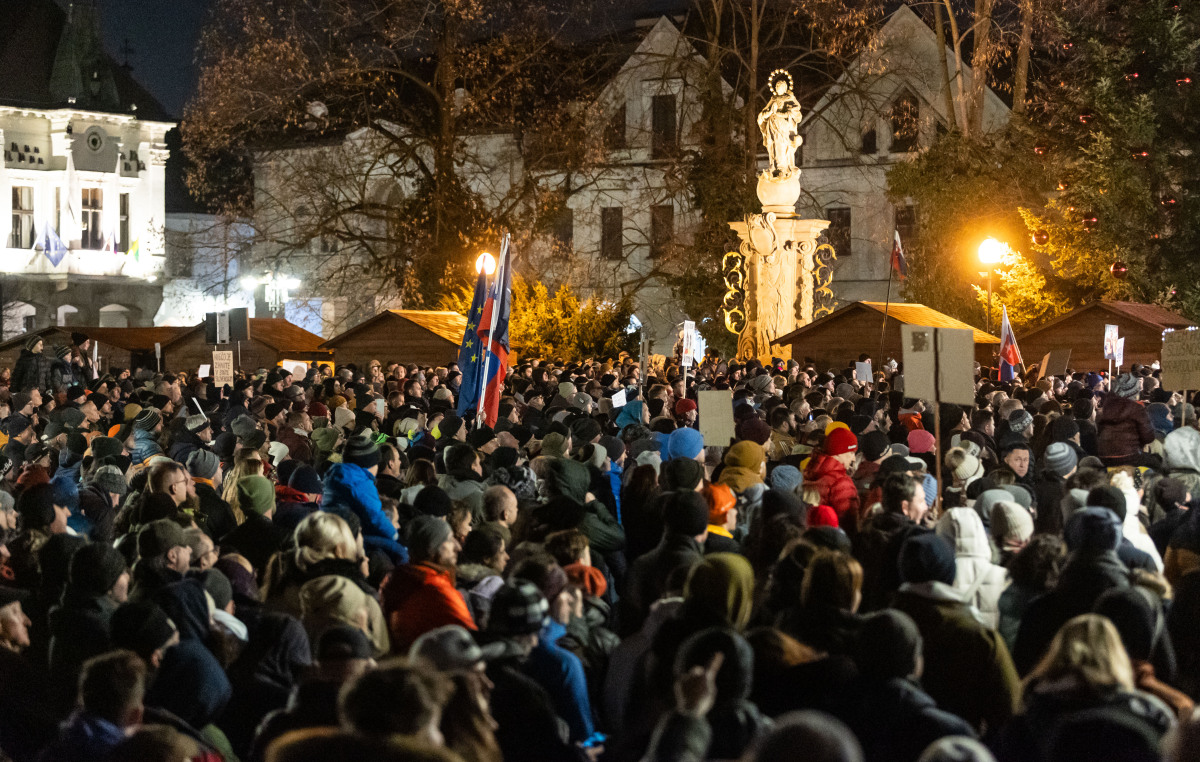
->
[774,301,1000,346]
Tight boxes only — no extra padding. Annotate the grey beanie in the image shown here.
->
[768,465,803,494]
[1007,409,1033,433]
[405,515,453,562]
[186,449,220,480]
[1112,372,1141,400]
[1042,442,1078,477]
[91,465,128,496]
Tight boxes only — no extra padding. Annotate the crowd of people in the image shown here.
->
[1,331,1199,761]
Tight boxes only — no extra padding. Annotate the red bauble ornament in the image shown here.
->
[1179,77,1194,86]
[1081,212,1099,231]
[1033,144,1048,156]
[1132,149,1151,160]
[1161,196,1178,208]
[1079,114,1094,124]
[1032,229,1050,246]
[1111,260,1129,279]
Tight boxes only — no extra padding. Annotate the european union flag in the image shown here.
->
[456,271,489,418]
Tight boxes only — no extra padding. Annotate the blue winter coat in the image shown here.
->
[38,712,126,762]
[322,462,397,543]
[524,619,595,743]
[131,429,164,466]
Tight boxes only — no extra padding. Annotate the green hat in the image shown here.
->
[236,475,276,516]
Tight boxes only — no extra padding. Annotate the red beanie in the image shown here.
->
[674,398,697,415]
[807,504,839,528]
[824,427,858,456]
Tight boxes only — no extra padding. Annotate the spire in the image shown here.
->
[48,1,121,110]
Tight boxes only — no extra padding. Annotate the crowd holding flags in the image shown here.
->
[998,305,1023,382]
[456,233,513,427]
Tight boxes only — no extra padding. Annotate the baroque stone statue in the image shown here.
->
[757,70,803,178]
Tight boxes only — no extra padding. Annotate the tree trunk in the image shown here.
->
[941,0,970,136]
[933,2,958,131]
[1012,0,1034,115]
[967,0,996,134]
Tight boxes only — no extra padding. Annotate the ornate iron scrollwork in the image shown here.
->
[813,242,838,318]
[721,249,747,334]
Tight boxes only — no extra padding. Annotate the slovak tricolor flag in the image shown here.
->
[475,234,512,427]
[891,230,908,280]
[998,305,1023,381]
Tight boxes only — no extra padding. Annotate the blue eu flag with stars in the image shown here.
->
[456,271,489,418]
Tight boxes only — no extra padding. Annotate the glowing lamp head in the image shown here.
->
[240,276,260,290]
[476,252,496,275]
[978,238,1006,266]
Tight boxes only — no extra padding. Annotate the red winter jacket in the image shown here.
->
[380,562,476,653]
[804,454,860,528]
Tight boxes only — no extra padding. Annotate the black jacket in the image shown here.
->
[12,348,54,394]
[195,482,237,542]
[842,676,977,762]
[220,513,289,570]
[624,533,703,630]
[249,680,343,762]
[47,588,117,713]
[854,512,927,612]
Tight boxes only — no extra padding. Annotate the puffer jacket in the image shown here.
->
[1096,395,1154,463]
[380,562,475,652]
[130,429,164,467]
[12,348,55,394]
[804,453,859,527]
[935,508,1008,629]
[322,462,396,544]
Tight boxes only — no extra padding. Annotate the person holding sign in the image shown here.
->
[1097,372,1155,467]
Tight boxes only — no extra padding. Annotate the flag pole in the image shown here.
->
[476,232,510,427]
[880,267,893,366]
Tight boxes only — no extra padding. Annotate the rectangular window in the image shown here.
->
[650,204,674,258]
[119,193,130,253]
[601,207,623,260]
[10,186,34,248]
[651,94,677,158]
[826,207,851,257]
[605,104,627,150]
[81,188,102,249]
[889,93,920,153]
[552,207,573,255]
[894,205,918,248]
[860,128,877,155]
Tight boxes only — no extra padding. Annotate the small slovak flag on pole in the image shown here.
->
[890,230,908,280]
[998,305,1023,381]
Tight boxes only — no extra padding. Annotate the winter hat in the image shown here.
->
[1111,372,1141,400]
[999,483,1033,511]
[185,415,210,434]
[436,412,464,441]
[1064,507,1122,554]
[410,625,485,671]
[565,563,608,598]
[237,475,276,516]
[661,458,705,491]
[907,429,936,455]
[299,576,369,637]
[137,519,189,559]
[666,427,705,460]
[91,465,129,496]
[248,397,269,417]
[1153,477,1188,510]
[674,398,697,416]
[702,482,736,526]
[917,737,998,762]
[316,625,373,661]
[570,417,602,446]
[735,416,772,445]
[24,335,43,351]
[854,609,922,679]
[990,500,1034,548]
[599,435,625,463]
[486,580,550,637]
[54,345,71,360]
[230,415,258,439]
[898,533,956,585]
[413,485,453,518]
[186,449,220,480]
[90,436,123,461]
[266,441,289,467]
[289,465,323,495]
[10,393,30,413]
[406,515,453,562]
[16,483,56,527]
[541,432,568,459]
[950,449,983,482]
[110,601,177,659]
[768,465,803,494]
[332,407,355,431]
[663,491,711,536]
[133,408,162,431]
[70,331,88,346]
[342,435,380,469]
[859,431,892,461]
[69,542,127,597]
[4,414,31,437]
[1043,442,1079,477]
[1008,409,1034,434]
[467,426,497,450]
[264,403,285,421]
[824,427,858,456]
[1049,416,1080,442]
[241,430,267,450]
[807,504,840,528]
[310,427,340,455]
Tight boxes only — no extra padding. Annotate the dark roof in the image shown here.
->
[320,310,467,349]
[774,301,1000,346]
[163,318,331,355]
[0,0,171,120]
[1024,301,1196,338]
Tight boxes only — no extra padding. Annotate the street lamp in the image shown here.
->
[475,252,496,275]
[242,272,301,317]
[978,238,1005,335]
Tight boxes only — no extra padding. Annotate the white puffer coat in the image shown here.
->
[936,507,1009,629]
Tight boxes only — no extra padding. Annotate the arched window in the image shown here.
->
[888,90,920,153]
[99,304,131,328]
[57,304,79,326]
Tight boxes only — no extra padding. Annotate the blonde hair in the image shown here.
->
[294,512,357,571]
[221,451,265,523]
[1024,614,1134,704]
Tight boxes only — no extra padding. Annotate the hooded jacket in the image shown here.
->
[543,459,624,555]
[718,441,765,494]
[1096,394,1154,463]
[438,469,486,516]
[321,461,396,543]
[12,347,54,393]
[843,676,977,762]
[804,453,859,526]
[936,508,1009,629]
[380,562,476,652]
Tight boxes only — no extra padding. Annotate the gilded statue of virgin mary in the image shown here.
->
[757,70,803,178]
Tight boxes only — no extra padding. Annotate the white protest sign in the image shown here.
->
[611,389,627,408]
[1161,329,1200,390]
[855,361,872,383]
[698,389,736,447]
[1115,337,1125,370]
[680,321,698,367]
[213,351,234,387]
[1104,324,1119,360]
[280,360,308,378]
[198,364,211,379]
[901,324,976,406]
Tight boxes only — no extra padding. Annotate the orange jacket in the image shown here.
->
[380,562,475,653]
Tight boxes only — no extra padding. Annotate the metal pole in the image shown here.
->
[986,269,993,336]
[880,267,893,364]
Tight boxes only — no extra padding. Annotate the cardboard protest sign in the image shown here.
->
[213,351,234,387]
[1161,329,1200,390]
[698,390,736,446]
[901,325,975,406]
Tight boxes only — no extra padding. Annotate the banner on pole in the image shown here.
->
[1104,324,1119,360]
[213,351,234,387]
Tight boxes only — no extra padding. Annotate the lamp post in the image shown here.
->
[241,272,301,318]
[476,252,496,275]
[978,238,1005,335]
